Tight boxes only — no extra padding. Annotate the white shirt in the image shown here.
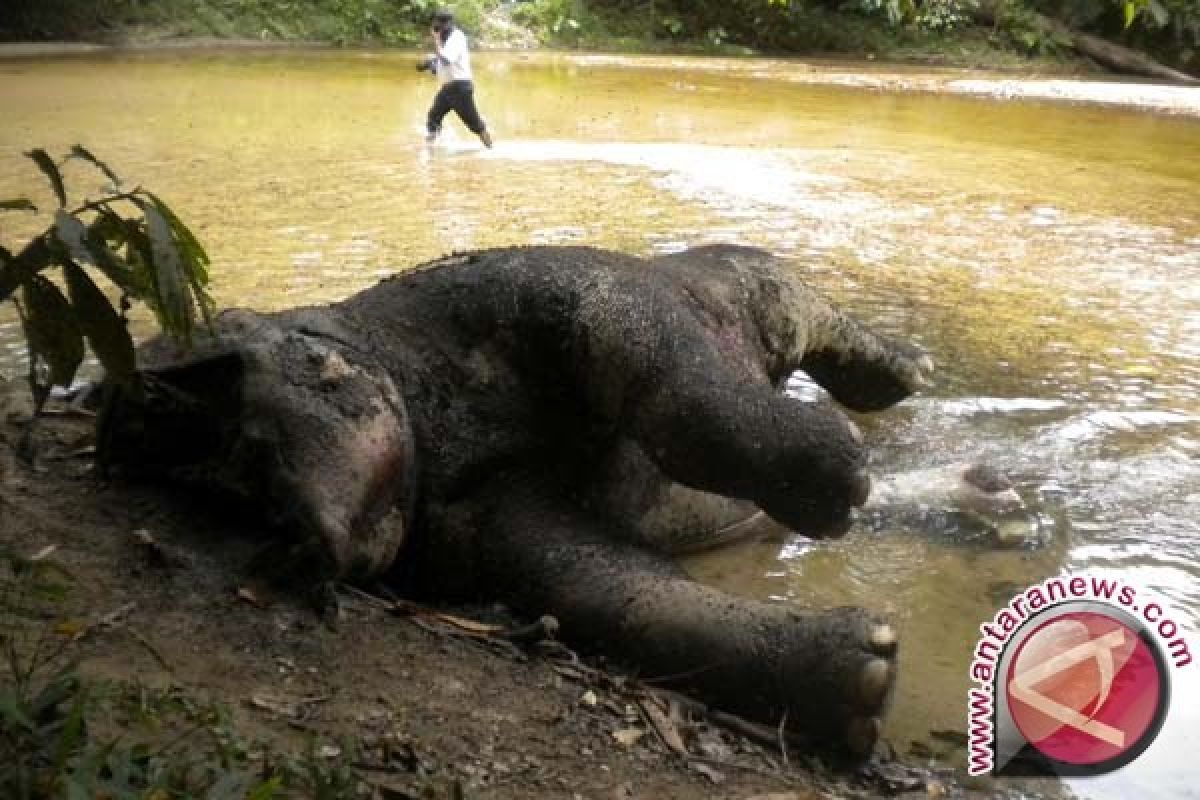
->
[436,29,472,83]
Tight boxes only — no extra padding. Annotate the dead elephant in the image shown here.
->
[99,244,934,757]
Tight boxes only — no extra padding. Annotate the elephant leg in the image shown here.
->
[612,316,871,538]
[795,304,934,413]
[99,309,415,579]
[462,478,898,757]
[650,244,934,410]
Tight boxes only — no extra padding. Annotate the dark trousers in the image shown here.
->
[427,80,487,135]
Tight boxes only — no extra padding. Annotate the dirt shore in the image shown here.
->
[0,383,972,799]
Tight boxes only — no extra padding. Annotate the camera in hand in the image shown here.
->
[416,56,439,74]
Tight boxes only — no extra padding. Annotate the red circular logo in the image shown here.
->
[1005,610,1165,766]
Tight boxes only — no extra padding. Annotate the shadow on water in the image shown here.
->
[2,49,1198,799]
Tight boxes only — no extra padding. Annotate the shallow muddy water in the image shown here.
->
[1,49,1198,798]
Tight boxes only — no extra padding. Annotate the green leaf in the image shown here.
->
[53,686,87,775]
[25,148,67,208]
[55,209,139,297]
[0,235,57,303]
[1145,0,1169,27]
[246,777,283,800]
[20,274,85,388]
[0,197,37,212]
[0,244,20,301]
[89,206,129,244]
[53,210,95,266]
[1124,1,1136,28]
[144,191,215,328]
[69,144,122,187]
[0,691,36,731]
[135,197,194,340]
[64,262,137,386]
[30,669,78,721]
[122,226,160,313]
[141,192,207,264]
[84,213,139,295]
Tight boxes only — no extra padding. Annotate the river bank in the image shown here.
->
[0,383,982,799]
[3,41,1197,118]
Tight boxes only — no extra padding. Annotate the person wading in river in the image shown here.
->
[423,9,493,148]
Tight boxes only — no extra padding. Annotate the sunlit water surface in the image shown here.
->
[1,50,1197,799]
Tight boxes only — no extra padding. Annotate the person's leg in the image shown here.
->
[451,82,492,148]
[425,84,455,142]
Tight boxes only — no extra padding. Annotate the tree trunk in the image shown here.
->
[1068,28,1200,84]
[976,1,1199,85]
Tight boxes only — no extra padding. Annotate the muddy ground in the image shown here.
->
[0,381,976,800]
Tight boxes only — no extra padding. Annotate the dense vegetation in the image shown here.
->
[1,0,1196,75]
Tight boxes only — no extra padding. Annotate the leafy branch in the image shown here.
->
[1,146,214,411]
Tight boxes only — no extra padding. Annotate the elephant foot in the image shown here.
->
[468,482,899,758]
[630,598,900,757]
[777,607,898,756]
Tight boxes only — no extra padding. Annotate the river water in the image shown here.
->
[1,49,1197,799]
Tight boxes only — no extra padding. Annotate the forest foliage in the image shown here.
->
[0,0,1197,74]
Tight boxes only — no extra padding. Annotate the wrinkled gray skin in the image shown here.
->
[101,244,934,757]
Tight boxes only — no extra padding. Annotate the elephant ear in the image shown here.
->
[246,340,416,579]
[98,309,417,581]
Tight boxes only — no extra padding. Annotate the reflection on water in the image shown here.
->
[2,49,1198,799]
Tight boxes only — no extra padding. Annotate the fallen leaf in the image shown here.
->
[97,602,136,627]
[688,761,724,784]
[54,619,86,637]
[581,689,599,707]
[237,586,266,608]
[692,727,733,761]
[611,728,646,747]
[31,544,58,562]
[552,664,585,680]
[638,697,687,756]
[384,595,504,636]
[431,611,503,635]
[249,693,301,718]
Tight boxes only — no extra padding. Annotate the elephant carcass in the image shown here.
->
[99,244,934,756]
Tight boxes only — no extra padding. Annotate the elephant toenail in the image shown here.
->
[859,658,891,708]
[869,623,897,654]
[914,354,936,387]
[847,716,882,756]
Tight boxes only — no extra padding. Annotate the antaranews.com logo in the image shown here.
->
[967,574,1192,777]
